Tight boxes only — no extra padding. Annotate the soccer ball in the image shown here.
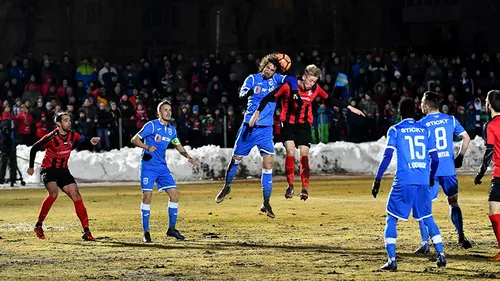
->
[275,53,291,72]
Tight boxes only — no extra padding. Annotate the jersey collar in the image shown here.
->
[157,118,170,127]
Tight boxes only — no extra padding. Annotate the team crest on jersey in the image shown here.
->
[143,177,148,185]
[168,127,172,135]
[155,134,162,142]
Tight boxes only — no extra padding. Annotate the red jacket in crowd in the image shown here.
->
[36,120,50,139]
[16,110,34,135]
[135,108,148,129]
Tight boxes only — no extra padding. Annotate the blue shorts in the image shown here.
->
[386,184,432,221]
[233,123,274,157]
[430,175,459,200]
[140,168,176,192]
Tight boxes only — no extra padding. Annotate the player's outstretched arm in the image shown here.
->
[455,132,470,168]
[372,147,394,198]
[173,139,195,165]
[27,139,45,176]
[79,135,101,146]
[320,86,364,117]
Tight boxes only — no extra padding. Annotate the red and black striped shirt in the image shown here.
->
[275,83,329,124]
[29,129,83,169]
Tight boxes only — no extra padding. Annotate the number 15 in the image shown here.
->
[404,135,426,160]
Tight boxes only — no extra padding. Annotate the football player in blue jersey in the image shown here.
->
[372,98,446,271]
[415,91,472,253]
[214,53,299,218]
[132,100,196,243]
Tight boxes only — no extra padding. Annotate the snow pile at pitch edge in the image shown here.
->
[12,137,486,185]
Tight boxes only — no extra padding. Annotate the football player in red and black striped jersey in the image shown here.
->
[250,65,364,200]
[27,112,100,241]
[474,90,500,261]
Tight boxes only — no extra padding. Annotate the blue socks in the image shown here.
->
[384,214,398,261]
[168,201,179,230]
[224,159,240,186]
[422,216,444,254]
[262,169,273,202]
[418,220,429,244]
[141,203,150,232]
[450,203,464,234]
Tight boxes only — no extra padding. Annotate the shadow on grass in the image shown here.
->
[53,238,492,264]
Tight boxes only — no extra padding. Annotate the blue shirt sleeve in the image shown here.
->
[452,116,466,136]
[137,121,154,139]
[386,126,397,150]
[239,75,255,98]
[375,126,397,179]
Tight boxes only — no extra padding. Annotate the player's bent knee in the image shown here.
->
[166,189,179,202]
[447,196,458,205]
[233,155,243,161]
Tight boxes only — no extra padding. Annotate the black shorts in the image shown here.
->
[40,168,76,189]
[281,122,312,148]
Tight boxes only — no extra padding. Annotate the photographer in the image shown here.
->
[0,119,16,184]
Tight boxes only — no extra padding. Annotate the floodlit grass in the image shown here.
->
[1,176,499,280]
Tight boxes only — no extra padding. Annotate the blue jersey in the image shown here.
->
[419,112,465,176]
[239,73,287,126]
[386,119,437,186]
[137,119,180,170]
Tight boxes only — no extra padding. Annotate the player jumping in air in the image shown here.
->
[415,91,472,253]
[474,90,500,261]
[132,100,196,243]
[372,98,446,271]
[28,112,100,241]
[250,64,364,200]
[215,53,299,218]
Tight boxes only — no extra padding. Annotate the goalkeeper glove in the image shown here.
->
[372,178,381,198]
[454,154,464,168]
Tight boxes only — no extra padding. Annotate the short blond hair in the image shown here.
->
[304,64,321,78]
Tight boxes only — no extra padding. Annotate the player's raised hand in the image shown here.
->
[249,111,259,127]
[347,105,366,117]
[27,167,34,176]
[474,172,483,185]
[90,137,100,146]
[372,178,381,198]
[454,154,464,168]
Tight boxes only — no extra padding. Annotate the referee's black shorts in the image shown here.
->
[281,122,312,148]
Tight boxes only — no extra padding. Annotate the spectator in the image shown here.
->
[75,58,96,86]
[15,105,34,145]
[35,112,50,141]
[95,102,112,152]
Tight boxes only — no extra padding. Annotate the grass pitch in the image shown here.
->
[1,176,500,281]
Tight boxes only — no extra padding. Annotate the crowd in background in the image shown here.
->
[0,49,497,151]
